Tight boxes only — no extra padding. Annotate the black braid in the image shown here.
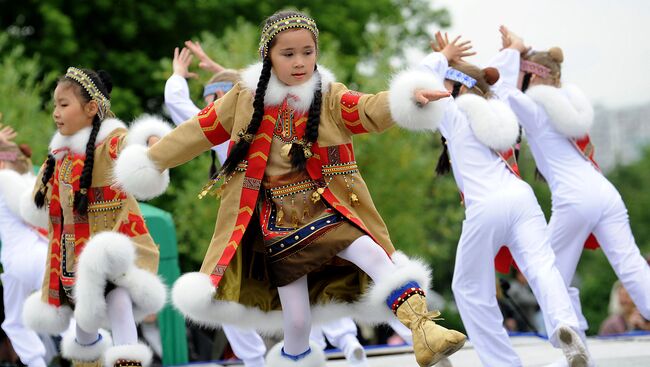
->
[435,82,461,176]
[514,125,523,161]
[74,116,101,215]
[289,70,322,171]
[521,73,532,92]
[34,154,56,208]
[435,136,451,176]
[209,150,218,179]
[219,57,273,177]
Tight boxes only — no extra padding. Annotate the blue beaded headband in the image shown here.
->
[203,82,234,97]
[445,68,477,89]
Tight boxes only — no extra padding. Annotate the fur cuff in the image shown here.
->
[362,251,433,321]
[126,115,172,147]
[389,69,448,131]
[61,329,112,361]
[266,341,326,367]
[22,292,73,334]
[104,343,153,367]
[74,232,166,331]
[456,94,520,151]
[0,170,34,218]
[526,84,594,138]
[173,252,431,333]
[113,145,169,200]
[19,188,48,229]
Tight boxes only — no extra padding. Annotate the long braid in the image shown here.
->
[435,82,461,176]
[219,57,273,177]
[34,154,56,208]
[290,70,322,171]
[74,116,101,215]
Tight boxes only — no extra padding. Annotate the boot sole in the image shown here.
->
[558,327,588,367]
[423,339,467,367]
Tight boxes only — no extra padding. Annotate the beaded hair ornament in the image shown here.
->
[64,67,111,121]
[258,15,319,59]
[445,68,477,89]
[520,60,551,79]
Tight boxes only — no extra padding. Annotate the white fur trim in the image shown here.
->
[526,84,594,138]
[266,341,326,367]
[0,170,35,218]
[172,251,430,334]
[241,63,335,112]
[50,118,126,160]
[22,291,73,334]
[74,232,166,331]
[104,343,153,367]
[455,94,520,151]
[19,188,48,229]
[389,69,449,131]
[113,145,169,200]
[126,115,172,147]
[61,329,112,361]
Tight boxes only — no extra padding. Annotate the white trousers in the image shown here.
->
[548,180,650,331]
[1,273,48,367]
[1,238,49,367]
[222,325,266,367]
[451,184,579,367]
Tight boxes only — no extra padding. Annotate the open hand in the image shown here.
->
[433,32,476,63]
[172,47,198,79]
[0,123,17,143]
[499,25,530,54]
[414,89,451,107]
[184,40,225,74]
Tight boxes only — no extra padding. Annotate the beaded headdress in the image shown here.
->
[65,67,111,121]
[445,68,477,89]
[258,15,319,59]
[520,60,551,79]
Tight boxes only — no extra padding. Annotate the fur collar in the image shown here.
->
[526,84,594,138]
[456,94,520,151]
[241,63,336,112]
[49,118,126,160]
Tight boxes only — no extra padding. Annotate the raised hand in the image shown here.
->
[434,32,476,63]
[499,25,530,54]
[172,47,198,79]
[0,123,17,144]
[184,40,225,74]
[414,89,451,107]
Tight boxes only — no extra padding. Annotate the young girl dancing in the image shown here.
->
[20,68,170,367]
[115,10,465,367]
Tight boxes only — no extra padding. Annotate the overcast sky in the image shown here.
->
[424,0,650,109]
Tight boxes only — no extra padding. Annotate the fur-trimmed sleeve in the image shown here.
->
[327,83,395,135]
[19,162,50,228]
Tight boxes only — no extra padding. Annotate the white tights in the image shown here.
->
[75,287,138,346]
[277,235,396,355]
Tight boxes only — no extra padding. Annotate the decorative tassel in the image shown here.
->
[277,207,285,226]
[349,192,360,206]
[311,187,325,203]
[291,211,299,228]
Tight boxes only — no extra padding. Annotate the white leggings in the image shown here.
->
[75,287,137,346]
[277,235,395,355]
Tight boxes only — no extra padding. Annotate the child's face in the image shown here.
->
[269,29,317,86]
[52,84,97,136]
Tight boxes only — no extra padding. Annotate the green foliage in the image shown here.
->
[0,33,56,161]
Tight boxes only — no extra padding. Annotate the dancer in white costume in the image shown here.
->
[399,33,590,367]
[0,126,53,367]
[492,26,650,345]
[165,44,371,367]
